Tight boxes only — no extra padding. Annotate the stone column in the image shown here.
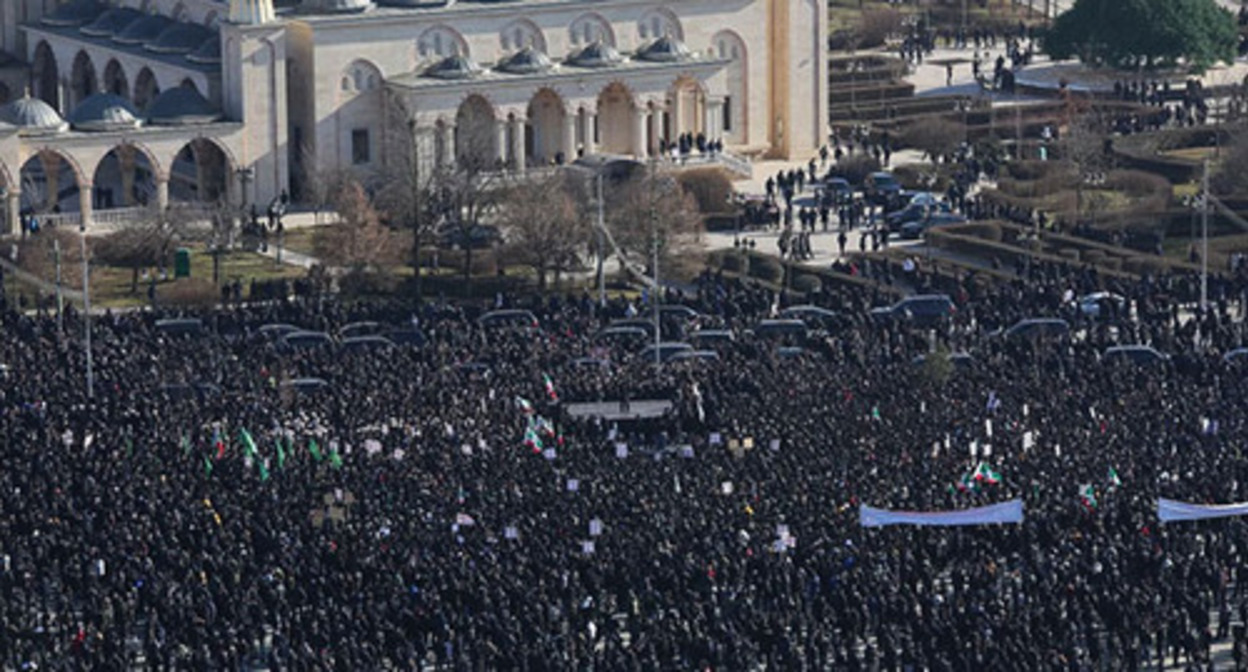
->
[631,107,648,158]
[495,119,508,168]
[582,110,597,156]
[671,94,684,140]
[439,123,456,169]
[117,144,136,207]
[78,184,93,230]
[156,176,169,211]
[4,191,18,236]
[561,112,576,163]
[707,100,724,141]
[509,116,527,173]
[42,152,61,212]
[648,107,664,156]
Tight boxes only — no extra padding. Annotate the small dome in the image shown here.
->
[41,0,105,28]
[0,97,68,136]
[186,36,222,65]
[498,46,552,75]
[567,40,623,69]
[302,0,374,12]
[80,7,143,38]
[146,87,222,126]
[113,14,172,46]
[69,93,141,132]
[146,23,213,55]
[423,54,482,80]
[637,35,692,63]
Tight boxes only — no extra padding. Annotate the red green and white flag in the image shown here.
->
[955,471,980,493]
[543,373,558,401]
[1107,467,1122,490]
[973,461,1001,485]
[515,396,535,415]
[1078,484,1098,510]
[523,426,544,453]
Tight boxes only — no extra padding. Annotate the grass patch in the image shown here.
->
[1161,147,1217,162]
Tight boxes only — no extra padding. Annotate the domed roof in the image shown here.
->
[637,35,692,63]
[68,93,141,132]
[113,14,172,46]
[498,47,552,75]
[567,40,623,69]
[186,36,222,65]
[80,7,143,38]
[0,97,68,136]
[146,87,222,126]
[302,0,374,13]
[146,23,213,55]
[423,54,482,80]
[41,0,105,28]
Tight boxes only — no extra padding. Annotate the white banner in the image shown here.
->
[860,500,1024,528]
[1158,498,1248,523]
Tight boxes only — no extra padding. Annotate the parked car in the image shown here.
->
[778,305,849,331]
[439,224,501,249]
[478,309,540,332]
[667,349,720,364]
[688,329,736,349]
[752,319,809,343]
[1077,292,1126,320]
[1103,345,1169,366]
[822,177,853,205]
[885,197,951,231]
[1223,348,1248,365]
[863,172,902,206]
[1003,318,1071,341]
[897,212,967,239]
[339,321,383,339]
[871,294,956,327]
[279,330,335,351]
[639,342,694,363]
[339,335,395,353]
[155,318,205,338]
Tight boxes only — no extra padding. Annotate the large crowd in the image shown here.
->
[4,253,1248,670]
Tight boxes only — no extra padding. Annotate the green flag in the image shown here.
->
[203,455,214,477]
[239,428,260,459]
[328,446,343,470]
[181,435,192,457]
[309,439,323,462]
[258,459,270,482]
[276,440,286,470]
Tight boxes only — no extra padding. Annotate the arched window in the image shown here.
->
[638,8,683,41]
[500,19,546,54]
[417,25,468,60]
[569,14,613,47]
[339,60,382,96]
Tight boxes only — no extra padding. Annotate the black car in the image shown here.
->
[1103,345,1169,366]
[897,213,967,240]
[1003,318,1071,341]
[863,172,902,206]
[871,295,956,328]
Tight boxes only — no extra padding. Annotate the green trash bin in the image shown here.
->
[174,248,191,278]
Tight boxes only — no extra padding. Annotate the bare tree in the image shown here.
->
[604,171,703,279]
[498,171,589,292]
[92,203,184,294]
[315,179,400,271]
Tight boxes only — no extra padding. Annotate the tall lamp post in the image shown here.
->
[79,220,93,400]
[236,166,254,210]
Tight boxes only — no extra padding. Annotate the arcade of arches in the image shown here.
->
[29,41,176,115]
[425,81,725,173]
[0,138,233,234]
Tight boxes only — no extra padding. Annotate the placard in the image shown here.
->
[504,525,518,540]
[589,518,603,536]
[615,443,628,458]
[542,448,557,460]
[581,540,595,555]
[567,479,580,492]
[721,481,734,495]
[709,432,723,446]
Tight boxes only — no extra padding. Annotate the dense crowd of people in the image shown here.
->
[5,248,1248,669]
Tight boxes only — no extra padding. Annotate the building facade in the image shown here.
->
[0,0,827,235]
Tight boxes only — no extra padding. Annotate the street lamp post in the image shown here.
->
[595,172,606,308]
[236,166,254,210]
[79,220,93,400]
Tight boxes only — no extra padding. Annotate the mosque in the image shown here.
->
[0,0,828,235]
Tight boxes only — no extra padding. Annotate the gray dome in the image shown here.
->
[80,7,142,38]
[146,23,213,55]
[567,41,623,69]
[113,14,172,46]
[423,54,482,80]
[145,87,221,126]
[69,93,141,132]
[0,97,68,136]
[498,47,552,75]
[41,0,105,28]
[637,35,692,63]
[186,36,222,65]
[302,0,374,13]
